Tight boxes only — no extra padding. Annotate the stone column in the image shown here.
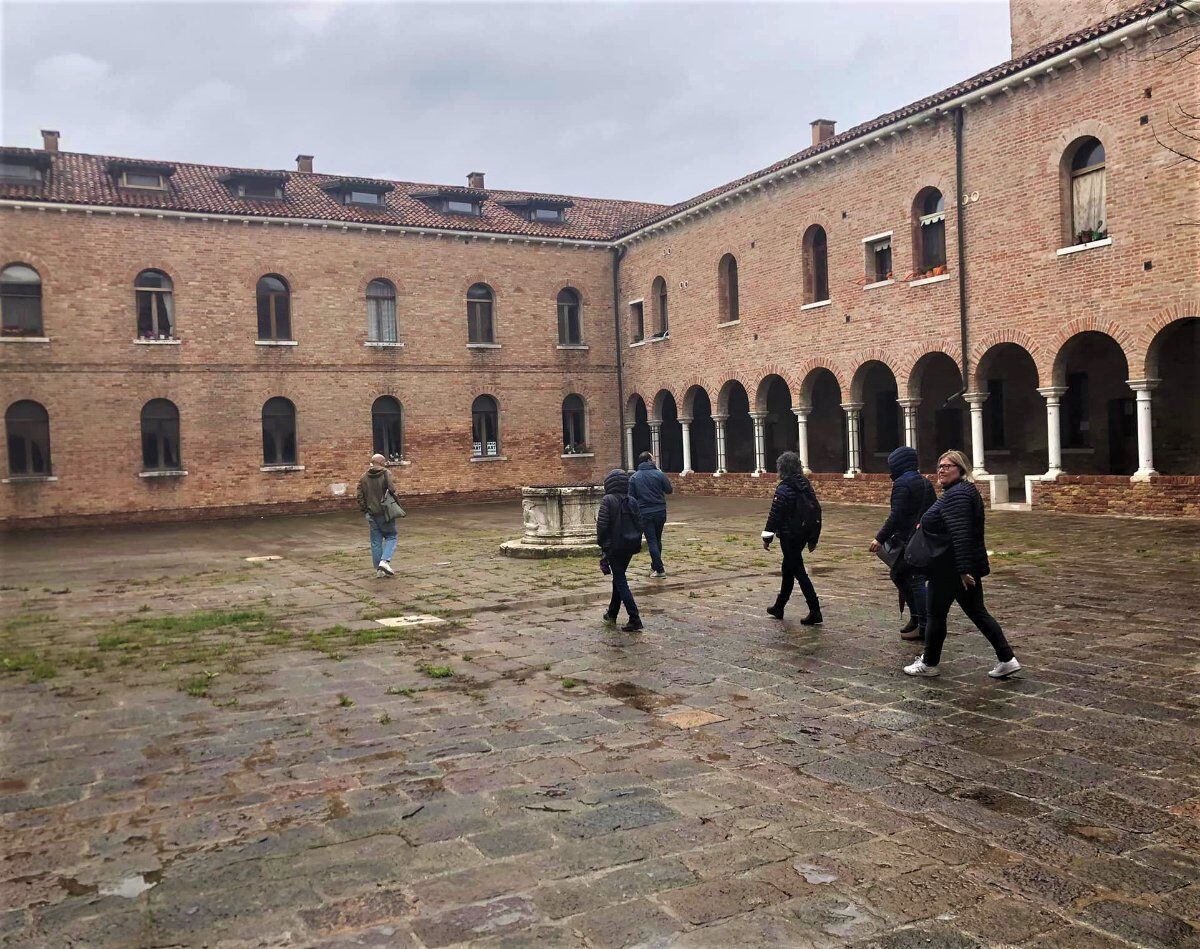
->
[898,398,921,453]
[841,402,863,477]
[963,392,989,475]
[649,422,661,463]
[793,404,811,474]
[1037,386,1068,479]
[1127,379,1160,482]
[679,417,693,475]
[749,411,766,476]
[713,414,728,475]
[624,425,635,472]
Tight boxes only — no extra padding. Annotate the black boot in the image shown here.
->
[767,602,784,619]
[622,617,644,632]
[901,622,924,641]
[899,616,918,636]
[799,609,823,626]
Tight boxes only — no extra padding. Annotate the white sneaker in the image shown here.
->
[650,570,667,579]
[378,560,395,577]
[904,657,940,677]
[988,658,1021,678]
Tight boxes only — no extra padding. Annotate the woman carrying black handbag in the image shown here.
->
[903,450,1020,679]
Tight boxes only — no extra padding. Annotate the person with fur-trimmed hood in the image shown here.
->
[762,451,823,625]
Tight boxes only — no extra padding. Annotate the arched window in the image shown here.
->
[261,397,297,466]
[471,395,499,457]
[256,275,291,341]
[141,399,181,471]
[557,288,582,345]
[5,400,51,476]
[366,279,397,343]
[372,396,404,462]
[652,276,668,336]
[717,254,739,323]
[1,264,43,338]
[562,394,587,453]
[913,189,946,275]
[802,225,829,304]
[1067,137,1106,244]
[135,270,175,340]
[467,283,494,344]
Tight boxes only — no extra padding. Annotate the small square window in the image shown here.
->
[121,171,166,190]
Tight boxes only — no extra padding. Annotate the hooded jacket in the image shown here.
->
[919,478,990,577]
[876,446,937,545]
[763,473,822,547]
[596,469,640,553]
[629,460,673,517]
[356,467,394,518]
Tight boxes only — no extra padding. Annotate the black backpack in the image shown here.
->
[610,496,644,552]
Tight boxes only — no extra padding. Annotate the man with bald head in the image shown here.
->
[356,453,399,577]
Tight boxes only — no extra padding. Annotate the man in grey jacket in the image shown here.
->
[629,451,673,578]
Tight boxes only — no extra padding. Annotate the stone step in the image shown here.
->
[992,501,1033,513]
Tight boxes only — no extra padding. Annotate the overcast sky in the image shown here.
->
[2,1,1010,204]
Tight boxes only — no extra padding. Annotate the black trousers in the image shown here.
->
[776,535,820,612]
[922,567,1013,666]
[891,562,928,627]
[606,548,640,621]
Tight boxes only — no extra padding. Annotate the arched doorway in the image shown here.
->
[801,368,845,474]
[653,390,684,473]
[910,352,965,471]
[628,395,652,463]
[684,386,717,473]
[975,343,1045,498]
[852,361,901,474]
[1053,331,1134,475]
[1146,318,1199,475]
[757,374,797,468]
[719,380,754,472]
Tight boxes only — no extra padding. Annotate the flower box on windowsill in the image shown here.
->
[135,337,181,345]
[255,340,298,347]
[908,273,951,288]
[364,341,404,348]
[2,475,58,483]
[139,469,187,478]
[260,464,305,472]
[0,336,50,343]
[1056,237,1112,257]
[800,299,831,311]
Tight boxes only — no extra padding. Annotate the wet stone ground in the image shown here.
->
[1,497,1199,948]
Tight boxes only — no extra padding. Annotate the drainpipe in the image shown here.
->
[612,245,628,470]
[954,105,970,397]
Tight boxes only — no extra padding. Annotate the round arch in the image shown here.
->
[683,385,717,473]
[1144,317,1199,474]
[798,367,845,474]
[850,360,901,473]
[717,380,754,472]
[1052,330,1134,475]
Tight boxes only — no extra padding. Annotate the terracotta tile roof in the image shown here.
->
[618,0,1172,237]
[0,148,666,242]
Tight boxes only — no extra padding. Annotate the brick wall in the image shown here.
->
[666,472,990,508]
[1031,475,1200,517]
[1009,0,1120,58]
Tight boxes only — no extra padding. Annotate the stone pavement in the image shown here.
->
[2,497,1199,948]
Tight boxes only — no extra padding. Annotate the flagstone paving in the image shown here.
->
[1,497,1199,948]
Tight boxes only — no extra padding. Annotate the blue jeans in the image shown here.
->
[642,512,666,573]
[606,548,640,621]
[367,513,398,568]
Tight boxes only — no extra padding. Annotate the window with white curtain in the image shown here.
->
[1070,138,1106,243]
[366,279,397,342]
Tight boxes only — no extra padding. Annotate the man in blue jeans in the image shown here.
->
[629,451,673,579]
[356,453,398,578]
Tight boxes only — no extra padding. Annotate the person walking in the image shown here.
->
[870,445,936,642]
[596,468,644,632]
[356,453,400,578]
[629,451,673,579]
[904,450,1021,678]
[762,451,823,625]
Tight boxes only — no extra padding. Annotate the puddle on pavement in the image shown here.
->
[63,870,162,899]
[794,861,839,885]
[603,681,665,713]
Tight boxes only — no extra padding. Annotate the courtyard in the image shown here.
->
[1,496,1199,948]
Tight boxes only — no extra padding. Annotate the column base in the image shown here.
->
[713,470,725,478]
[680,469,693,477]
[1042,468,1063,481]
[843,469,861,479]
[802,466,812,476]
[1131,468,1159,483]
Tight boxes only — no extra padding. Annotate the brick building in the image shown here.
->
[2,0,1197,528]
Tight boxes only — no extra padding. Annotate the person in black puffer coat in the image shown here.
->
[596,468,643,632]
[870,446,936,641]
[903,450,1021,679]
[762,451,823,625]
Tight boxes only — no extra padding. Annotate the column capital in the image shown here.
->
[712,413,729,423]
[1037,386,1069,400]
[678,416,693,425]
[624,424,635,433]
[748,411,767,422]
[897,397,922,409]
[791,402,812,416]
[840,401,864,412]
[648,420,662,430]
[1126,378,1161,393]
[963,391,989,407]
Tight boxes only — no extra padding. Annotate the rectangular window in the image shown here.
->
[346,190,383,205]
[630,301,644,343]
[985,379,1006,448]
[137,289,175,339]
[532,207,563,222]
[1065,372,1089,447]
[238,180,283,199]
[918,216,946,271]
[445,200,480,216]
[0,161,42,183]
[867,238,892,283]
[121,171,166,190]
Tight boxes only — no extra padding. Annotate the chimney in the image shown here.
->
[295,154,313,173]
[41,129,60,152]
[810,119,836,147]
[467,171,485,190]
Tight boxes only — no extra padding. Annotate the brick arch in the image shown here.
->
[1049,317,1136,386]
[356,272,407,297]
[1140,304,1200,377]
[905,344,963,398]
[753,363,796,412]
[716,377,754,415]
[239,265,300,293]
[625,391,650,417]
[680,382,713,419]
[124,260,184,288]
[969,328,1044,390]
[847,348,903,401]
[650,387,682,422]
[1047,119,1116,175]
[796,359,846,407]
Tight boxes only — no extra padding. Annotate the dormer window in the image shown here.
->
[0,153,49,185]
[445,199,480,216]
[109,161,175,192]
[347,191,382,206]
[532,207,564,223]
[414,186,487,218]
[121,171,166,190]
[323,179,394,208]
[221,172,286,200]
[498,196,573,223]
